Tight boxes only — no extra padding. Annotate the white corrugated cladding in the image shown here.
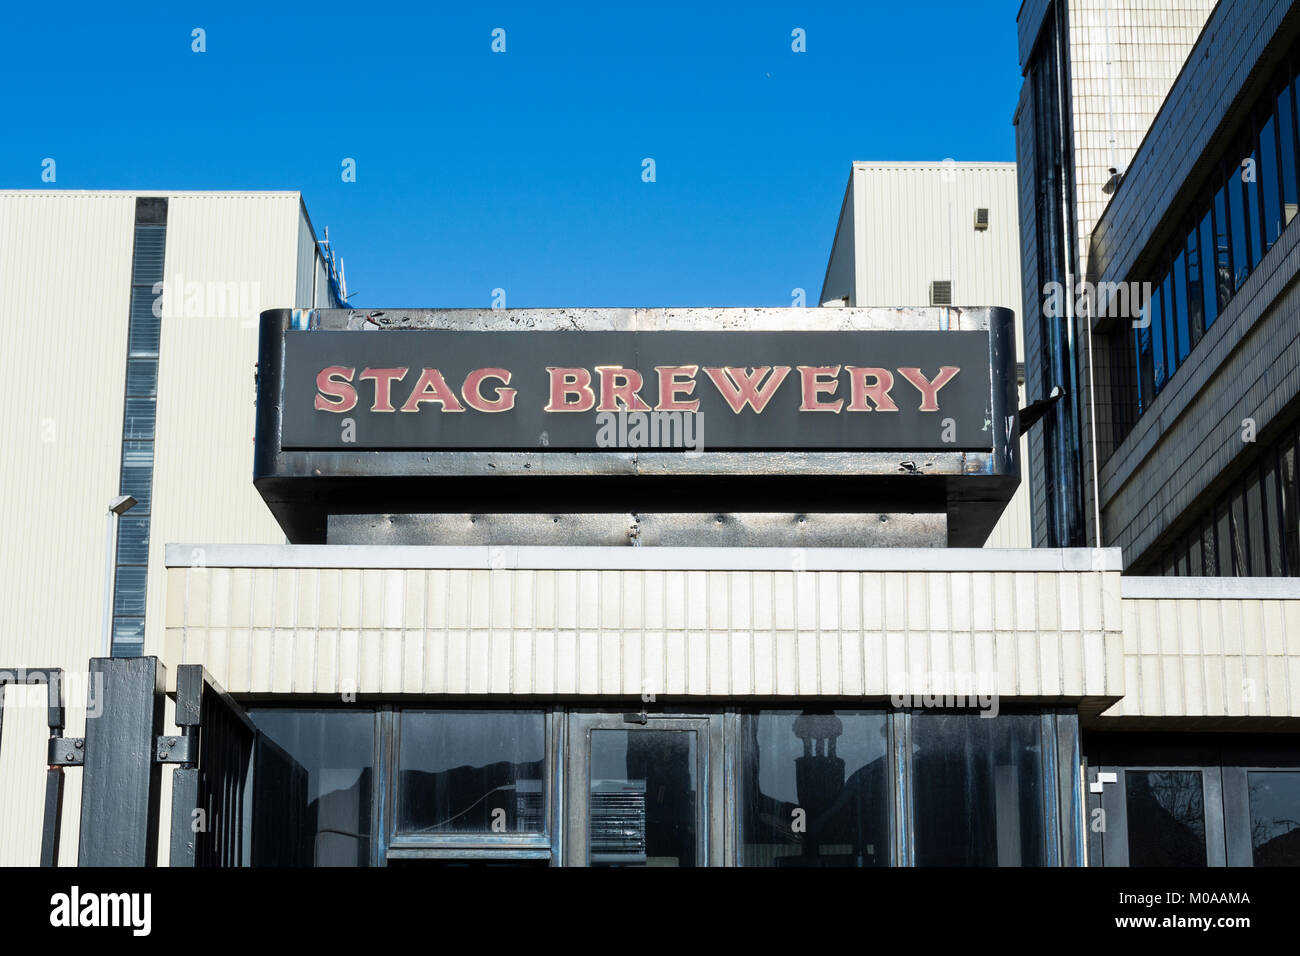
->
[295,201,317,308]
[0,192,133,865]
[149,193,300,659]
[835,164,1030,547]
[0,191,304,865]
[851,163,1021,324]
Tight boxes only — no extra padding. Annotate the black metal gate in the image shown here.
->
[169,664,311,866]
[1,657,309,866]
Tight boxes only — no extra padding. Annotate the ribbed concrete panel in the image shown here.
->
[1111,579,1300,722]
[162,547,1125,705]
[0,192,133,865]
[148,194,301,661]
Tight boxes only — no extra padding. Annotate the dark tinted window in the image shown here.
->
[1125,770,1207,866]
[1197,207,1219,330]
[1248,770,1300,866]
[397,710,545,834]
[250,709,376,866]
[741,711,890,867]
[912,713,1047,866]
[1229,161,1251,289]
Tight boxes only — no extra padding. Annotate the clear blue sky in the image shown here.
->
[3,1,1022,308]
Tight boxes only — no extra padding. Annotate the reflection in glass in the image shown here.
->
[589,729,697,866]
[1135,319,1154,413]
[1282,442,1299,575]
[1213,185,1233,310]
[1247,469,1269,576]
[398,711,545,834]
[1201,516,1219,577]
[1231,484,1251,575]
[1124,771,1206,866]
[1217,502,1235,576]
[1160,272,1177,384]
[1150,281,1167,392]
[1260,115,1282,250]
[1197,208,1218,330]
[1277,82,1299,228]
[1246,143,1264,270]
[1248,771,1300,866]
[1185,226,1205,346]
[742,712,890,866]
[912,713,1046,866]
[1172,248,1190,363]
[1262,459,1284,576]
[250,709,375,866]
[1229,164,1251,289]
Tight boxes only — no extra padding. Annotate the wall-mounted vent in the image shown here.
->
[974,207,990,230]
[930,280,952,306]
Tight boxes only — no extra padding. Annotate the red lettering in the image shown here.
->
[896,366,960,412]
[703,366,791,414]
[798,366,843,412]
[359,367,409,413]
[846,367,899,412]
[461,368,516,412]
[654,365,700,412]
[314,366,357,412]
[545,367,596,412]
[399,368,465,412]
[596,366,652,412]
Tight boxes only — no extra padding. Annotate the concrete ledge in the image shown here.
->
[165,543,1125,573]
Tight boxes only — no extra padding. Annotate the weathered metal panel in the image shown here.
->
[327,511,947,548]
[77,657,165,866]
[254,307,1022,548]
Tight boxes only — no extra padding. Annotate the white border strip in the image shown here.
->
[1122,576,1300,600]
[166,544,1123,573]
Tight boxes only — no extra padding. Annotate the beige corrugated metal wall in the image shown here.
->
[0,193,134,866]
[851,163,1021,316]
[846,163,1030,548]
[0,192,303,866]
[147,194,300,659]
[820,165,1030,547]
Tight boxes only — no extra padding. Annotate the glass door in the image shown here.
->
[565,713,726,866]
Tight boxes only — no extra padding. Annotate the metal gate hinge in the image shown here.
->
[48,738,84,766]
[155,735,196,764]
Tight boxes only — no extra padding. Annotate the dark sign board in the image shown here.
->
[280,329,994,451]
[253,308,1020,546]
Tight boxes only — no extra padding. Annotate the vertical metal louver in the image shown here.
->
[930,280,953,306]
[514,780,545,832]
[589,780,647,864]
[974,207,990,230]
[112,197,168,656]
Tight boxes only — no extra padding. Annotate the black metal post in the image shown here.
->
[40,769,65,866]
[78,657,166,866]
[169,664,204,867]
